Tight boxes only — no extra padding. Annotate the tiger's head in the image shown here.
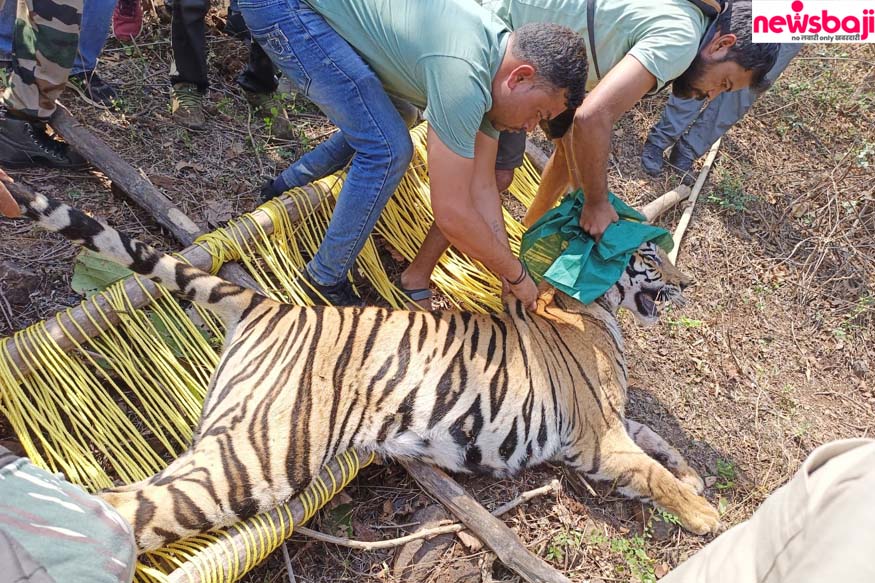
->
[604,241,693,326]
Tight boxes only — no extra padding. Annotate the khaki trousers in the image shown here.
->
[663,438,875,583]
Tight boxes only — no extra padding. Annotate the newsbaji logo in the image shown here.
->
[753,0,875,43]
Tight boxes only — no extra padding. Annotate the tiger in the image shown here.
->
[6,182,720,553]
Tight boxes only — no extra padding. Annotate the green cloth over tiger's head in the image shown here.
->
[520,190,673,305]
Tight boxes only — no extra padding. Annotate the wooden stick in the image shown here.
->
[294,479,561,550]
[52,106,201,246]
[669,138,722,264]
[51,105,261,291]
[403,461,571,583]
[2,182,330,377]
[641,184,692,223]
[524,139,550,174]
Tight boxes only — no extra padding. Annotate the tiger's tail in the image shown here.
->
[6,181,259,330]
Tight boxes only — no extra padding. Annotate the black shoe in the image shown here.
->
[224,8,250,39]
[640,140,665,176]
[66,70,121,110]
[260,178,285,202]
[668,140,697,186]
[668,140,696,173]
[299,269,364,307]
[0,116,88,169]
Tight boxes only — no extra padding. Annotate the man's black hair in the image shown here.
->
[673,0,779,98]
[512,23,588,111]
[716,0,779,91]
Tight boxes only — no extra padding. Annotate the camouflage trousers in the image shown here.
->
[0,0,81,120]
[0,446,136,583]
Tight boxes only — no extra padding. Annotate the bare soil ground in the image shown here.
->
[0,10,873,583]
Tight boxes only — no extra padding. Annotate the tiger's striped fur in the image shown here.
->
[8,184,720,552]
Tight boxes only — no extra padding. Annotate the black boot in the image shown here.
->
[224,8,250,40]
[299,269,364,307]
[640,140,666,176]
[0,116,88,169]
[260,178,285,202]
[668,140,698,186]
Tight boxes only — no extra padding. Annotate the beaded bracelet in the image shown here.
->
[507,259,528,286]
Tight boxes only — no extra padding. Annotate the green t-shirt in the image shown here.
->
[303,0,509,158]
[482,0,708,92]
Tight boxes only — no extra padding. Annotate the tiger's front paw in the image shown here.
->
[677,466,706,494]
[677,494,721,535]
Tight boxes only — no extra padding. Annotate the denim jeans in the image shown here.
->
[240,0,413,287]
[0,0,113,74]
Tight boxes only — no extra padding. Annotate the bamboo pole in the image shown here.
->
[2,182,330,377]
[641,184,692,223]
[524,138,550,174]
[669,138,722,263]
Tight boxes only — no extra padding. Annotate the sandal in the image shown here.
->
[397,280,433,310]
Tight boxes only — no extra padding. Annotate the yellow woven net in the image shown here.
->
[0,123,543,582]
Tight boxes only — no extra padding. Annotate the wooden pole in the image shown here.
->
[669,138,721,263]
[2,182,330,377]
[51,105,261,291]
[403,461,571,583]
[641,184,692,223]
[524,139,550,174]
[52,106,201,246]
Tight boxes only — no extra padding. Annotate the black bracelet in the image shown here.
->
[507,259,527,286]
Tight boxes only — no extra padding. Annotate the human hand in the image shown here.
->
[579,198,618,242]
[0,169,19,218]
[506,271,538,311]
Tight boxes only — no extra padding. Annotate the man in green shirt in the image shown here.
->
[247,0,587,307]
[400,0,778,307]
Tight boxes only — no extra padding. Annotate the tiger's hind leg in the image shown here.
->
[100,436,300,553]
[625,419,705,494]
[579,426,720,535]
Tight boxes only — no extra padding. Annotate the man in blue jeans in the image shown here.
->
[0,0,120,108]
[248,0,587,308]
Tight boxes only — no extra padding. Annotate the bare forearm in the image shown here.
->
[472,180,511,250]
[572,112,612,205]
[437,212,519,280]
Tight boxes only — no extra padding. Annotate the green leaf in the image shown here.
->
[324,502,354,538]
[71,249,133,297]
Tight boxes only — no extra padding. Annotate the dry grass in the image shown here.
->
[0,12,873,583]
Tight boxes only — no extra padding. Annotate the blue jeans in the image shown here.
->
[239,0,413,287]
[0,0,114,74]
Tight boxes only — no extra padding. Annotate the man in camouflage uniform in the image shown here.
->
[0,0,86,168]
[0,445,136,582]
